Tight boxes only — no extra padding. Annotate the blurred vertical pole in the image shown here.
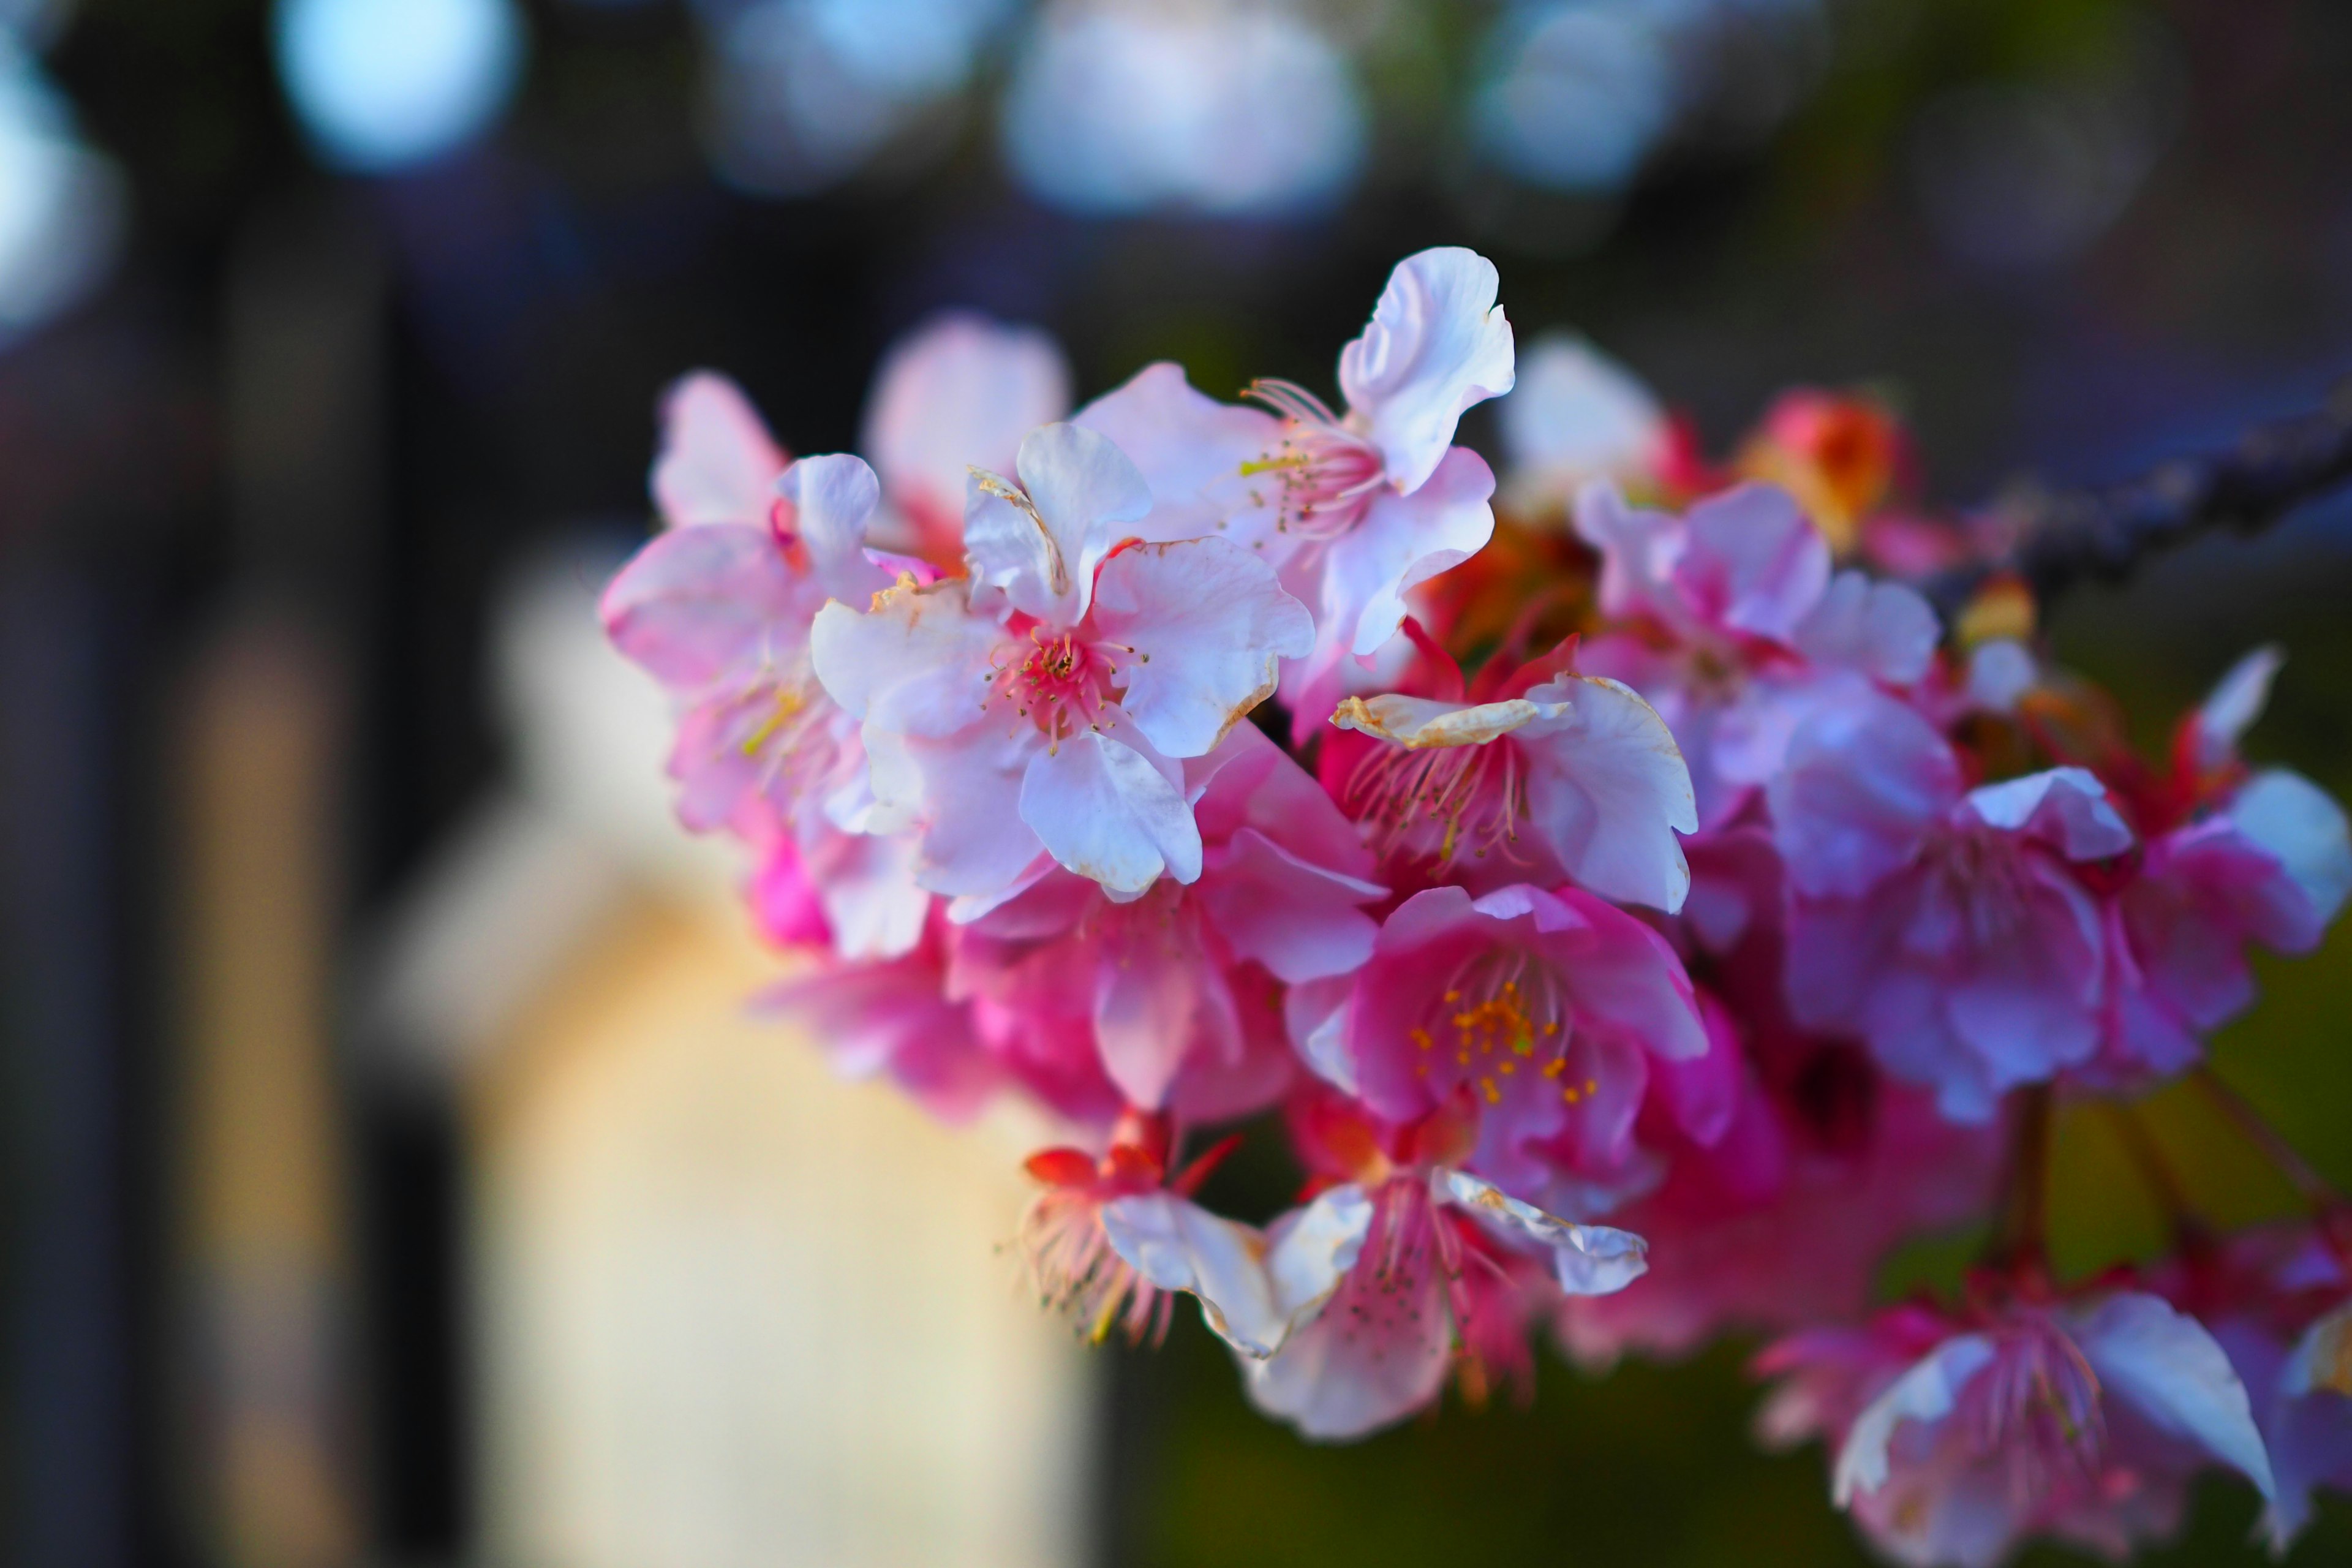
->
[167,192,386,1567]
[0,573,138,1568]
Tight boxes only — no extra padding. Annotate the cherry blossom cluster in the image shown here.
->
[602,249,2352,1563]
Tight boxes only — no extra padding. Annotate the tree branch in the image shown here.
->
[1921,378,2352,619]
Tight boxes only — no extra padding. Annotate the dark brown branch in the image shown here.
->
[1920,378,2352,619]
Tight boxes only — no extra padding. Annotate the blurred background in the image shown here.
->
[7,0,2352,1564]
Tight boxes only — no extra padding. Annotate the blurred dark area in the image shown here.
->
[7,0,2352,1564]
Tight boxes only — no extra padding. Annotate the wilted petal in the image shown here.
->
[1020,725,1202,897]
[650,371,788,530]
[1434,1169,1648,1296]
[1833,1334,1997,1505]
[1516,674,1697,913]
[2075,1291,2277,1500]
[1338,246,1515,494]
[1090,537,1313,758]
[1330,692,1544,748]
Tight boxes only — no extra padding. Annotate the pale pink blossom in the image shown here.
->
[1761,1292,2275,1568]
[647,371,790,532]
[2092,648,2352,1085]
[1771,684,2136,1121]
[1574,479,1940,828]
[605,443,931,958]
[1076,247,1513,728]
[1292,881,1710,1210]
[859,312,1072,558]
[1324,634,1697,911]
[761,920,1001,1121]
[946,722,1381,1114]
[813,421,1314,903]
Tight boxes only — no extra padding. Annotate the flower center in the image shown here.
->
[986,625,1122,749]
[1412,951,1589,1108]
[1241,379,1388,541]
[1344,738,1525,869]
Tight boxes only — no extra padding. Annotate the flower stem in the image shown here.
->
[1986,1085,2054,1274]
[2097,1101,2204,1248]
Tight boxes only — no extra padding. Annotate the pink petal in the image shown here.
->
[601,522,807,689]
[1316,443,1496,660]
[1074,361,1283,545]
[1516,674,1697,913]
[859,311,1069,548]
[1019,725,1202,897]
[1676,482,1829,646]
[649,371,788,530]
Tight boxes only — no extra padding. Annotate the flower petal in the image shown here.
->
[810,579,1001,736]
[967,421,1151,624]
[859,312,1070,550]
[1498,330,1665,502]
[1338,246,1515,494]
[1833,1334,1997,1505]
[1090,536,1313,758]
[2191,644,2285,771]
[1769,679,1959,899]
[1074,361,1284,545]
[1434,1169,1648,1296]
[2229,769,2352,929]
[2075,1291,2277,1500]
[1319,444,1497,659]
[1330,693,1544,748]
[601,523,804,689]
[650,371,788,530]
[1019,726,1202,897]
[1197,826,1384,982]
[1961,767,2134,861]
[1794,570,1941,685]
[777,452,891,606]
[1676,483,1829,646]
[1517,674,1697,913]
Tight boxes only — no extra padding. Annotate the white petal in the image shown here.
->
[1517,675,1698,913]
[1101,1194,1287,1357]
[2075,1291,2277,1499]
[650,371,787,530]
[1833,1334,1997,1506]
[2193,644,2285,770]
[965,422,1152,625]
[809,580,1000,734]
[1330,693,1544,748]
[1090,537,1313,758]
[1020,726,1202,897]
[1962,767,2133,861]
[777,452,891,605]
[1338,246,1515,494]
[1264,1185,1376,1332]
[1435,1169,1648,1297]
[1966,639,2038,714]
[1319,445,1497,658]
[2229,770,2352,928]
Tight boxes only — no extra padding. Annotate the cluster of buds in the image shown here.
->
[603,250,2352,1563]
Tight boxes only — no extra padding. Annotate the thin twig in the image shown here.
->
[1986,1085,2055,1272]
[2192,1066,2342,1210]
[1921,378,2352,618]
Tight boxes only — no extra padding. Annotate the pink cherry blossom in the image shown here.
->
[1075,246,1512,729]
[761,918,1001,1122]
[859,311,1072,559]
[812,421,1314,903]
[1761,1291,2275,1567]
[947,722,1383,1112]
[1574,478,1940,828]
[1771,683,2136,1121]
[1324,632,1697,911]
[1294,881,1709,1210]
[647,371,790,532]
[2090,649,2352,1086]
